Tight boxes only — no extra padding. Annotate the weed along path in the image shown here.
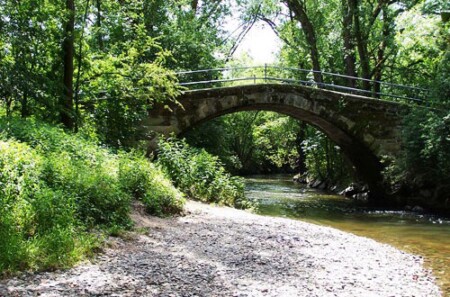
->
[0,201,441,297]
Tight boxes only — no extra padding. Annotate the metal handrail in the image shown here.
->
[176,66,260,75]
[175,65,429,103]
[269,66,428,91]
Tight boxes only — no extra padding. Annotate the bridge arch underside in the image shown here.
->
[146,84,405,202]
[179,104,385,201]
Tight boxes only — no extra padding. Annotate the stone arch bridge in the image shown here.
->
[143,83,414,202]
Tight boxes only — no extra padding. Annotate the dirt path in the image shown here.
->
[0,201,441,297]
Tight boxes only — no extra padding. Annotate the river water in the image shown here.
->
[245,175,450,295]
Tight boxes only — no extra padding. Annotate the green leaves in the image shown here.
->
[118,151,184,216]
[391,108,450,199]
[0,116,185,273]
[1,0,226,137]
[83,25,181,148]
[157,137,249,209]
[301,128,352,185]
[0,0,64,118]
[185,110,353,186]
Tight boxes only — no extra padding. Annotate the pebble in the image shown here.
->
[0,201,442,297]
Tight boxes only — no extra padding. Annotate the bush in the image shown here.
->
[0,117,184,273]
[0,140,93,272]
[157,137,249,209]
[0,118,132,228]
[119,152,184,216]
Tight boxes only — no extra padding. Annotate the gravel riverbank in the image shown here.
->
[0,201,441,297]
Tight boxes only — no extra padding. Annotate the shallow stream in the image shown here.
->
[245,175,450,295]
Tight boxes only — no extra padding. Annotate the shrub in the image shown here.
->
[0,117,184,273]
[44,150,131,227]
[157,137,250,208]
[0,118,132,228]
[119,152,184,216]
[0,140,94,272]
[27,225,97,271]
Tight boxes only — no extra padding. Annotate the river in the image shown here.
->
[245,175,450,295]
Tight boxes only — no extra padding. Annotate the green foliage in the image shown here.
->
[75,0,236,146]
[0,117,131,227]
[0,0,64,119]
[152,0,230,71]
[1,0,232,142]
[0,117,184,273]
[400,109,450,181]
[301,128,353,185]
[157,137,249,209]
[118,152,184,216]
[84,24,182,148]
[186,111,353,186]
[252,0,446,99]
[253,115,302,169]
[380,107,450,211]
[431,33,450,105]
[0,139,95,272]
[382,107,450,211]
[394,6,442,88]
[186,111,302,174]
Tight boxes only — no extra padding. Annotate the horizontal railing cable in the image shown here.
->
[175,65,429,103]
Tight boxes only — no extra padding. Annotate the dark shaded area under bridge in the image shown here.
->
[144,84,411,203]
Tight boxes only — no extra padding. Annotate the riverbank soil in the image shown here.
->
[0,201,441,296]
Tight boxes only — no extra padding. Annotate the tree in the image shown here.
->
[283,0,323,83]
[255,0,429,96]
[0,0,64,119]
[61,0,75,129]
[341,0,357,88]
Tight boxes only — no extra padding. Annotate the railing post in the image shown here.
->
[264,63,267,82]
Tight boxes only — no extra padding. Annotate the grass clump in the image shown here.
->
[157,137,250,209]
[0,117,184,274]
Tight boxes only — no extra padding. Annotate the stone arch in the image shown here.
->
[145,84,407,202]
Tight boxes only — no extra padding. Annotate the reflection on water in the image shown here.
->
[245,175,450,295]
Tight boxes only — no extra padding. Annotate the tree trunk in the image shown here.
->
[144,1,155,36]
[295,121,307,174]
[96,0,103,50]
[342,0,357,88]
[350,0,371,91]
[285,0,323,84]
[61,0,75,129]
[373,7,390,98]
[21,91,30,118]
[191,0,199,13]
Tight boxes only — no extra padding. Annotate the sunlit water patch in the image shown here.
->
[245,175,450,295]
